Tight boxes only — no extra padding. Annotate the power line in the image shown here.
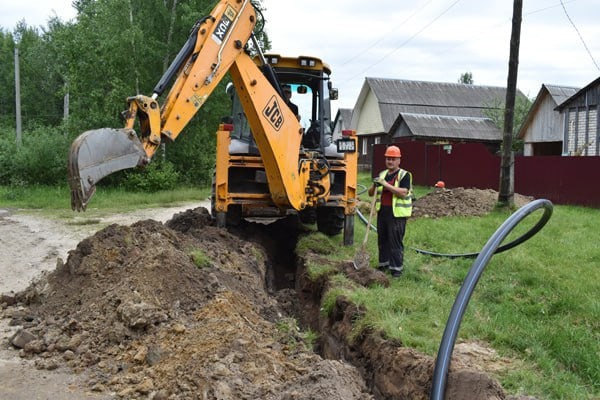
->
[559,0,600,71]
[440,0,579,53]
[339,0,434,67]
[340,0,463,84]
[338,0,584,88]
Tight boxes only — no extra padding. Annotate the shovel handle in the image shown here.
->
[362,194,378,247]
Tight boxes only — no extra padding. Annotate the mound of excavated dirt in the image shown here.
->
[412,188,533,218]
[1,203,526,399]
[3,208,373,399]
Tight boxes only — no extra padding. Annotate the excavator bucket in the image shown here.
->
[68,128,148,211]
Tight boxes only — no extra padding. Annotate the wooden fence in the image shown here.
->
[373,140,600,208]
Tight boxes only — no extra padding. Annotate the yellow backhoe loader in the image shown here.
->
[68,0,357,244]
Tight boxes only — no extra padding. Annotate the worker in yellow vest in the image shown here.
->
[368,145,413,277]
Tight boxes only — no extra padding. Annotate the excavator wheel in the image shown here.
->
[225,205,243,226]
[316,206,344,236]
[298,208,317,224]
[212,205,242,227]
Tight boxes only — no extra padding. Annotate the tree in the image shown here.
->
[0,0,268,186]
[17,22,66,128]
[0,29,16,128]
[458,72,473,84]
[482,94,532,153]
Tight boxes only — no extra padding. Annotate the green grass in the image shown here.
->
[0,184,209,214]
[324,176,599,399]
[190,249,213,269]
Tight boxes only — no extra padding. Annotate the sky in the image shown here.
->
[1,0,599,112]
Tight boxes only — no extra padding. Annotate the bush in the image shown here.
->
[166,127,216,186]
[0,126,70,185]
[122,158,179,192]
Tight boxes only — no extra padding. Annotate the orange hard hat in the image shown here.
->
[384,145,401,158]
[435,180,445,188]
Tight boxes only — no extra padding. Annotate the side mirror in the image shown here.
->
[330,87,338,100]
[297,85,308,94]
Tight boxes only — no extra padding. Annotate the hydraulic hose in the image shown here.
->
[429,198,553,400]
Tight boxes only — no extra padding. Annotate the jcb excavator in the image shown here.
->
[68,0,358,245]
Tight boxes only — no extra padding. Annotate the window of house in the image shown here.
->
[374,137,380,145]
[362,139,367,155]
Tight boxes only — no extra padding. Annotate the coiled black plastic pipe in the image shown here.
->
[429,198,553,400]
[357,186,554,397]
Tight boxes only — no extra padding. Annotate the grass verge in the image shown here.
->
[298,173,599,399]
[0,184,209,215]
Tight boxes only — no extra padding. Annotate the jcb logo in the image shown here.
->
[263,96,284,131]
[212,6,236,44]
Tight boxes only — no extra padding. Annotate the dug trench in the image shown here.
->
[1,189,534,399]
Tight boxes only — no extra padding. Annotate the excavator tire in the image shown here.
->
[298,208,317,224]
[225,204,243,226]
[316,206,344,236]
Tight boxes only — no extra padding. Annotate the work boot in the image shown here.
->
[391,268,403,278]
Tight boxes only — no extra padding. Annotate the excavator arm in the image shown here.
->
[69,0,290,210]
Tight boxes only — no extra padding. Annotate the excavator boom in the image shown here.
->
[68,0,257,210]
[66,0,357,244]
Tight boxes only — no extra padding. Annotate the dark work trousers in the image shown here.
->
[376,206,407,273]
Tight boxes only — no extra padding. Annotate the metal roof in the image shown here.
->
[367,77,510,112]
[517,84,580,138]
[397,113,502,142]
[335,108,353,129]
[555,76,600,111]
[543,84,580,106]
[359,77,520,134]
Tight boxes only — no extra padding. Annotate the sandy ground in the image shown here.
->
[0,202,207,399]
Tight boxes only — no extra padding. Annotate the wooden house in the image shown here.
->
[351,77,516,169]
[555,76,600,156]
[518,84,579,156]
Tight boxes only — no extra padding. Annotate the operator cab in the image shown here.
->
[226,55,343,158]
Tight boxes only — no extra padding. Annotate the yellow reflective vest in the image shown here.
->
[375,169,413,217]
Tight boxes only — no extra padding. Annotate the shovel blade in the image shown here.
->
[353,250,370,270]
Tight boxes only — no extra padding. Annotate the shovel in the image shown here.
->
[353,192,378,269]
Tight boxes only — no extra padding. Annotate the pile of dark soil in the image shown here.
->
[1,191,533,399]
[412,188,533,218]
[3,209,375,399]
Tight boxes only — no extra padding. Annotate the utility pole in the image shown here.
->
[498,0,522,207]
[64,92,70,121]
[14,46,22,147]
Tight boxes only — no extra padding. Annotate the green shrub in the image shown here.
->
[0,126,70,185]
[123,159,179,192]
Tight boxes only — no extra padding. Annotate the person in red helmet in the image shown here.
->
[368,145,413,278]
